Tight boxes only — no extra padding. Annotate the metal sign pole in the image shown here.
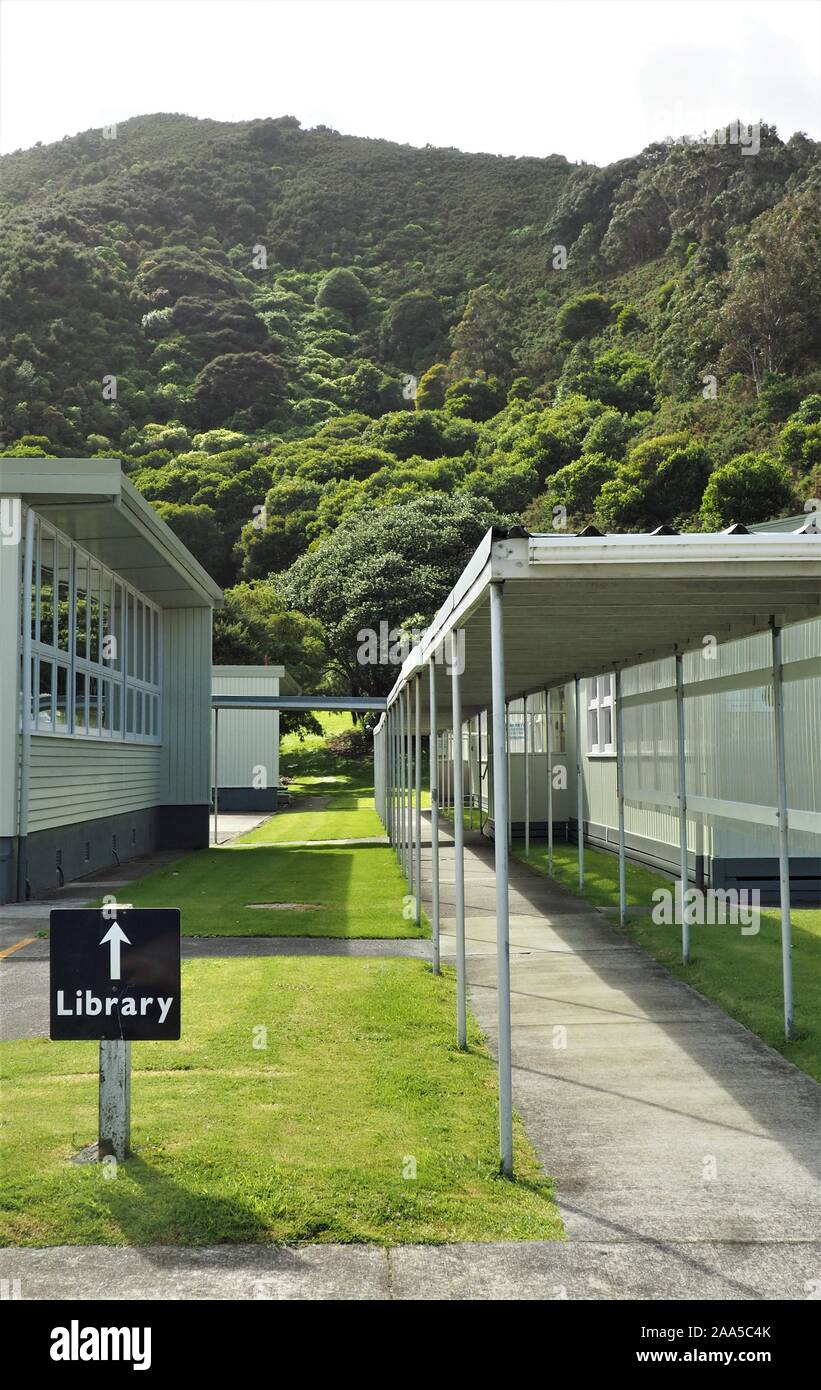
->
[99,1039,131,1160]
[451,633,467,1050]
[428,660,441,976]
[490,582,513,1178]
[771,621,795,1039]
[213,706,220,846]
[675,651,690,964]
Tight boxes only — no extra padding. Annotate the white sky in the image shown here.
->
[1,0,819,163]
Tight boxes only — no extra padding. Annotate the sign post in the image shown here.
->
[50,907,181,1161]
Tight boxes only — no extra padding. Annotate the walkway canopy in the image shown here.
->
[384,524,821,726]
[373,522,821,1176]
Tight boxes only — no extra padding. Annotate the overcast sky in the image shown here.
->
[1,0,819,163]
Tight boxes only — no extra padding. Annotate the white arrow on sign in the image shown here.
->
[99,921,131,981]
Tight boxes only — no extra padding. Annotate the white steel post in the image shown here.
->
[506,701,512,849]
[490,582,513,1178]
[451,632,467,1049]
[429,660,441,976]
[575,676,584,891]
[524,694,530,858]
[546,689,554,875]
[771,622,795,1039]
[414,672,422,927]
[406,685,414,894]
[675,651,690,964]
[615,668,627,927]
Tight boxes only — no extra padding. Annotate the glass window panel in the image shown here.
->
[136,601,144,682]
[55,665,68,732]
[153,610,160,686]
[100,680,112,736]
[101,573,113,667]
[74,672,86,735]
[127,593,136,678]
[126,686,135,736]
[57,542,71,652]
[110,582,123,672]
[88,675,99,733]
[135,689,144,737]
[75,555,88,660]
[589,709,598,747]
[112,682,122,736]
[89,564,101,664]
[601,706,612,748]
[37,659,54,731]
[28,519,39,641]
[39,530,55,648]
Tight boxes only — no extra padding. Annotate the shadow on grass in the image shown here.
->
[99,1152,269,1246]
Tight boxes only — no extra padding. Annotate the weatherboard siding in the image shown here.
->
[27,738,161,832]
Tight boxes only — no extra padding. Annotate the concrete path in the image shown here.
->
[5,1238,821,1301]
[428,818,821,1292]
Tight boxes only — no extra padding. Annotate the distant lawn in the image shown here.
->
[242,770,386,844]
[122,842,425,938]
[0,957,562,1246]
[516,841,821,1082]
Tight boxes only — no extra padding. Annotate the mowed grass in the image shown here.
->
[516,840,821,1082]
[122,841,425,938]
[242,767,386,844]
[0,957,562,1247]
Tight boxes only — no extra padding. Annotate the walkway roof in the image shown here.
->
[384,524,821,730]
[0,458,223,608]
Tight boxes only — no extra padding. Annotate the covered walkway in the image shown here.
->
[426,814,820,1254]
[374,523,821,1178]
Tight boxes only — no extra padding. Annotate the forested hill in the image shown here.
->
[1,113,820,696]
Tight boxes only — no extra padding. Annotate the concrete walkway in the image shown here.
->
[428,817,821,1292]
[5,1237,821,1300]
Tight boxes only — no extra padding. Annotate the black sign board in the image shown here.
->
[49,909,181,1040]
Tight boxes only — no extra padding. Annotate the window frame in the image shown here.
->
[587,673,616,757]
[25,514,162,746]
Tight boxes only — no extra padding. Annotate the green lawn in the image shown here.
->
[516,841,821,1082]
[122,841,425,938]
[0,957,562,1246]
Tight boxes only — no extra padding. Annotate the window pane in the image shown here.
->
[601,706,612,748]
[153,611,160,687]
[127,593,136,678]
[589,709,598,748]
[112,682,122,736]
[55,665,68,732]
[88,675,99,733]
[57,542,71,652]
[110,582,123,672]
[100,680,112,736]
[39,530,55,647]
[89,564,101,664]
[37,659,53,730]
[126,686,135,736]
[136,601,144,682]
[136,689,144,737]
[75,556,88,659]
[74,672,86,735]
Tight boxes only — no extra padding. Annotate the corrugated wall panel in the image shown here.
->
[211,671,280,790]
[161,607,212,806]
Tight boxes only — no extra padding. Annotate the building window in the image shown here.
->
[587,674,615,756]
[24,513,162,744]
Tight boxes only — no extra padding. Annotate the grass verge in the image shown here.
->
[123,841,425,938]
[0,957,562,1246]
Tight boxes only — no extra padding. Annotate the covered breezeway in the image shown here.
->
[373,523,821,1176]
[211,693,386,843]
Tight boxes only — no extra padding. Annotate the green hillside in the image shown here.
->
[1,114,820,694]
